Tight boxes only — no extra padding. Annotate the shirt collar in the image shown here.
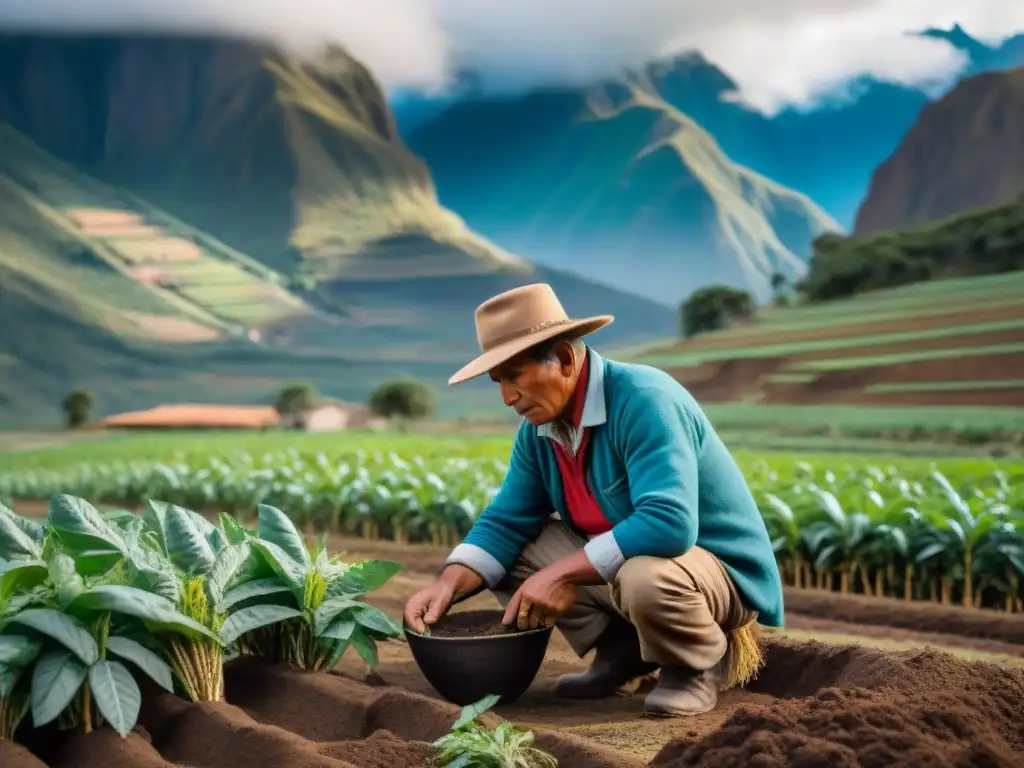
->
[536,347,607,439]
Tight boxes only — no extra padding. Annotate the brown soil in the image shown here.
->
[784,588,1024,644]
[0,741,47,768]
[425,609,520,637]
[12,653,634,768]
[8,537,1024,766]
[784,614,1024,658]
[652,641,1024,767]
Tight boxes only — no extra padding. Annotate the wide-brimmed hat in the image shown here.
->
[448,283,614,385]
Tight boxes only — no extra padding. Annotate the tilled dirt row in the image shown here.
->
[5,638,1024,767]
[783,588,1024,644]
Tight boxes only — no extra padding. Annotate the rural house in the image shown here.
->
[103,401,384,432]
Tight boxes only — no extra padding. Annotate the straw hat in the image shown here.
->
[448,283,614,385]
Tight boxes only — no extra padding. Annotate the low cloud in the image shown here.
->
[1,0,1022,113]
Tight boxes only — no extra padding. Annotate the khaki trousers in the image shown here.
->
[493,520,757,671]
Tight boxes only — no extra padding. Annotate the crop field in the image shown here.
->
[1,440,1024,766]
[620,270,1024,412]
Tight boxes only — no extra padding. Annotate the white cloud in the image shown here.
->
[1,0,1022,113]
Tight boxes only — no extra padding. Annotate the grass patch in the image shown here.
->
[866,380,1024,393]
[633,320,1024,367]
[795,342,1024,371]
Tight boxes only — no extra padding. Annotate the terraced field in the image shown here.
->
[622,270,1024,410]
[0,123,319,338]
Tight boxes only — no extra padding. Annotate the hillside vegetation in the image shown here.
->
[621,269,1024,435]
[0,33,677,427]
[801,195,1024,302]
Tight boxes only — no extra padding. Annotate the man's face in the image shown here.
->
[489,343,577,425]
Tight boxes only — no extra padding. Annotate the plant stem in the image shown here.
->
[82,683,92,734]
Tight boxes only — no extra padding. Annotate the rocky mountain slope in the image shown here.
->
[0,33,675,427]
[401,24,1024,292]
[854,66,1024,234]
[407,60,842,306]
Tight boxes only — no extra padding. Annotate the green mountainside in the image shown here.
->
[0,33,674,427]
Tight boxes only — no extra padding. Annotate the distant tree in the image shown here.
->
[368,379,436,420]
[770,271,790,306]
[678,285,756,338]
[273,382,320,428]
[62,389,95,429]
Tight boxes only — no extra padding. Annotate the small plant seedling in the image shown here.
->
[430,693,557,767]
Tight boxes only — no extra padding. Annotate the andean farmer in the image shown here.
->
[403,283,784,716]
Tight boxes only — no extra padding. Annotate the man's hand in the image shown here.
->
[404,564,483,634]
[502,566,580,630]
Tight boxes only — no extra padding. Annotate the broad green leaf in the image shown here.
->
[88,660,141,737]
[0,503,41,561]
[48,495,125,555]
[106,636,174,692]
[70,585,221,645]
[453,694,501,729]
[348,625,379,669]
[219,604,304,646]
[325,559,401,598]
[11,514,46,549]
[30,650,87,728]
[326,639,351,668]
[180,505,228,556]
[143,500,172,550]
[122,527,180,603]
[163,504,217,575]
[313,597,360,635]
[102,510,137,529]
[250,539,307,600]
[352,605,402,638]
[71,549,124,577]
[0,663,23,697]
[320,618,356,642]
[218,513,252,545]
[204,542,253,606]
[10,608,99,665]
[0,634,42,667]
[215,577,291,615]
[0,559,48,601]
[256,505,310,567]
[47,554,84,608]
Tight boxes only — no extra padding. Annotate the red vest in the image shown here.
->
[551,355,612,536]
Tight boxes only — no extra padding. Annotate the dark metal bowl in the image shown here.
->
[404,609,554,706]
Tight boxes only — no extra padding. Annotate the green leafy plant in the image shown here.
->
[430,694,557,768]
[0,550,206,738]
[222,504,403,671]
[43,495,254,703]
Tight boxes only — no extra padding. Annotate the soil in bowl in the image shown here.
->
[427,610,521,638]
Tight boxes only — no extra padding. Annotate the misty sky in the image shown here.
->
[0,1,1020,113]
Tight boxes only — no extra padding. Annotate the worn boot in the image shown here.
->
[643,661,723,717]
[555,619,659,699]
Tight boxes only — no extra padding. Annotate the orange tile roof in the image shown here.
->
[104,404,280,429]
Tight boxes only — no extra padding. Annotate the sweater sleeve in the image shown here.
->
[583,386,701,582]
[445,423,552,587]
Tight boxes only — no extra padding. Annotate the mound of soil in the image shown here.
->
[653,640,1024,767]
[427,609,520,637]
[784,588,1024,643]
[10,656,630,768]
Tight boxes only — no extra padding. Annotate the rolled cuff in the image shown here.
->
[584,530,626,582]
[445,543,507,588]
